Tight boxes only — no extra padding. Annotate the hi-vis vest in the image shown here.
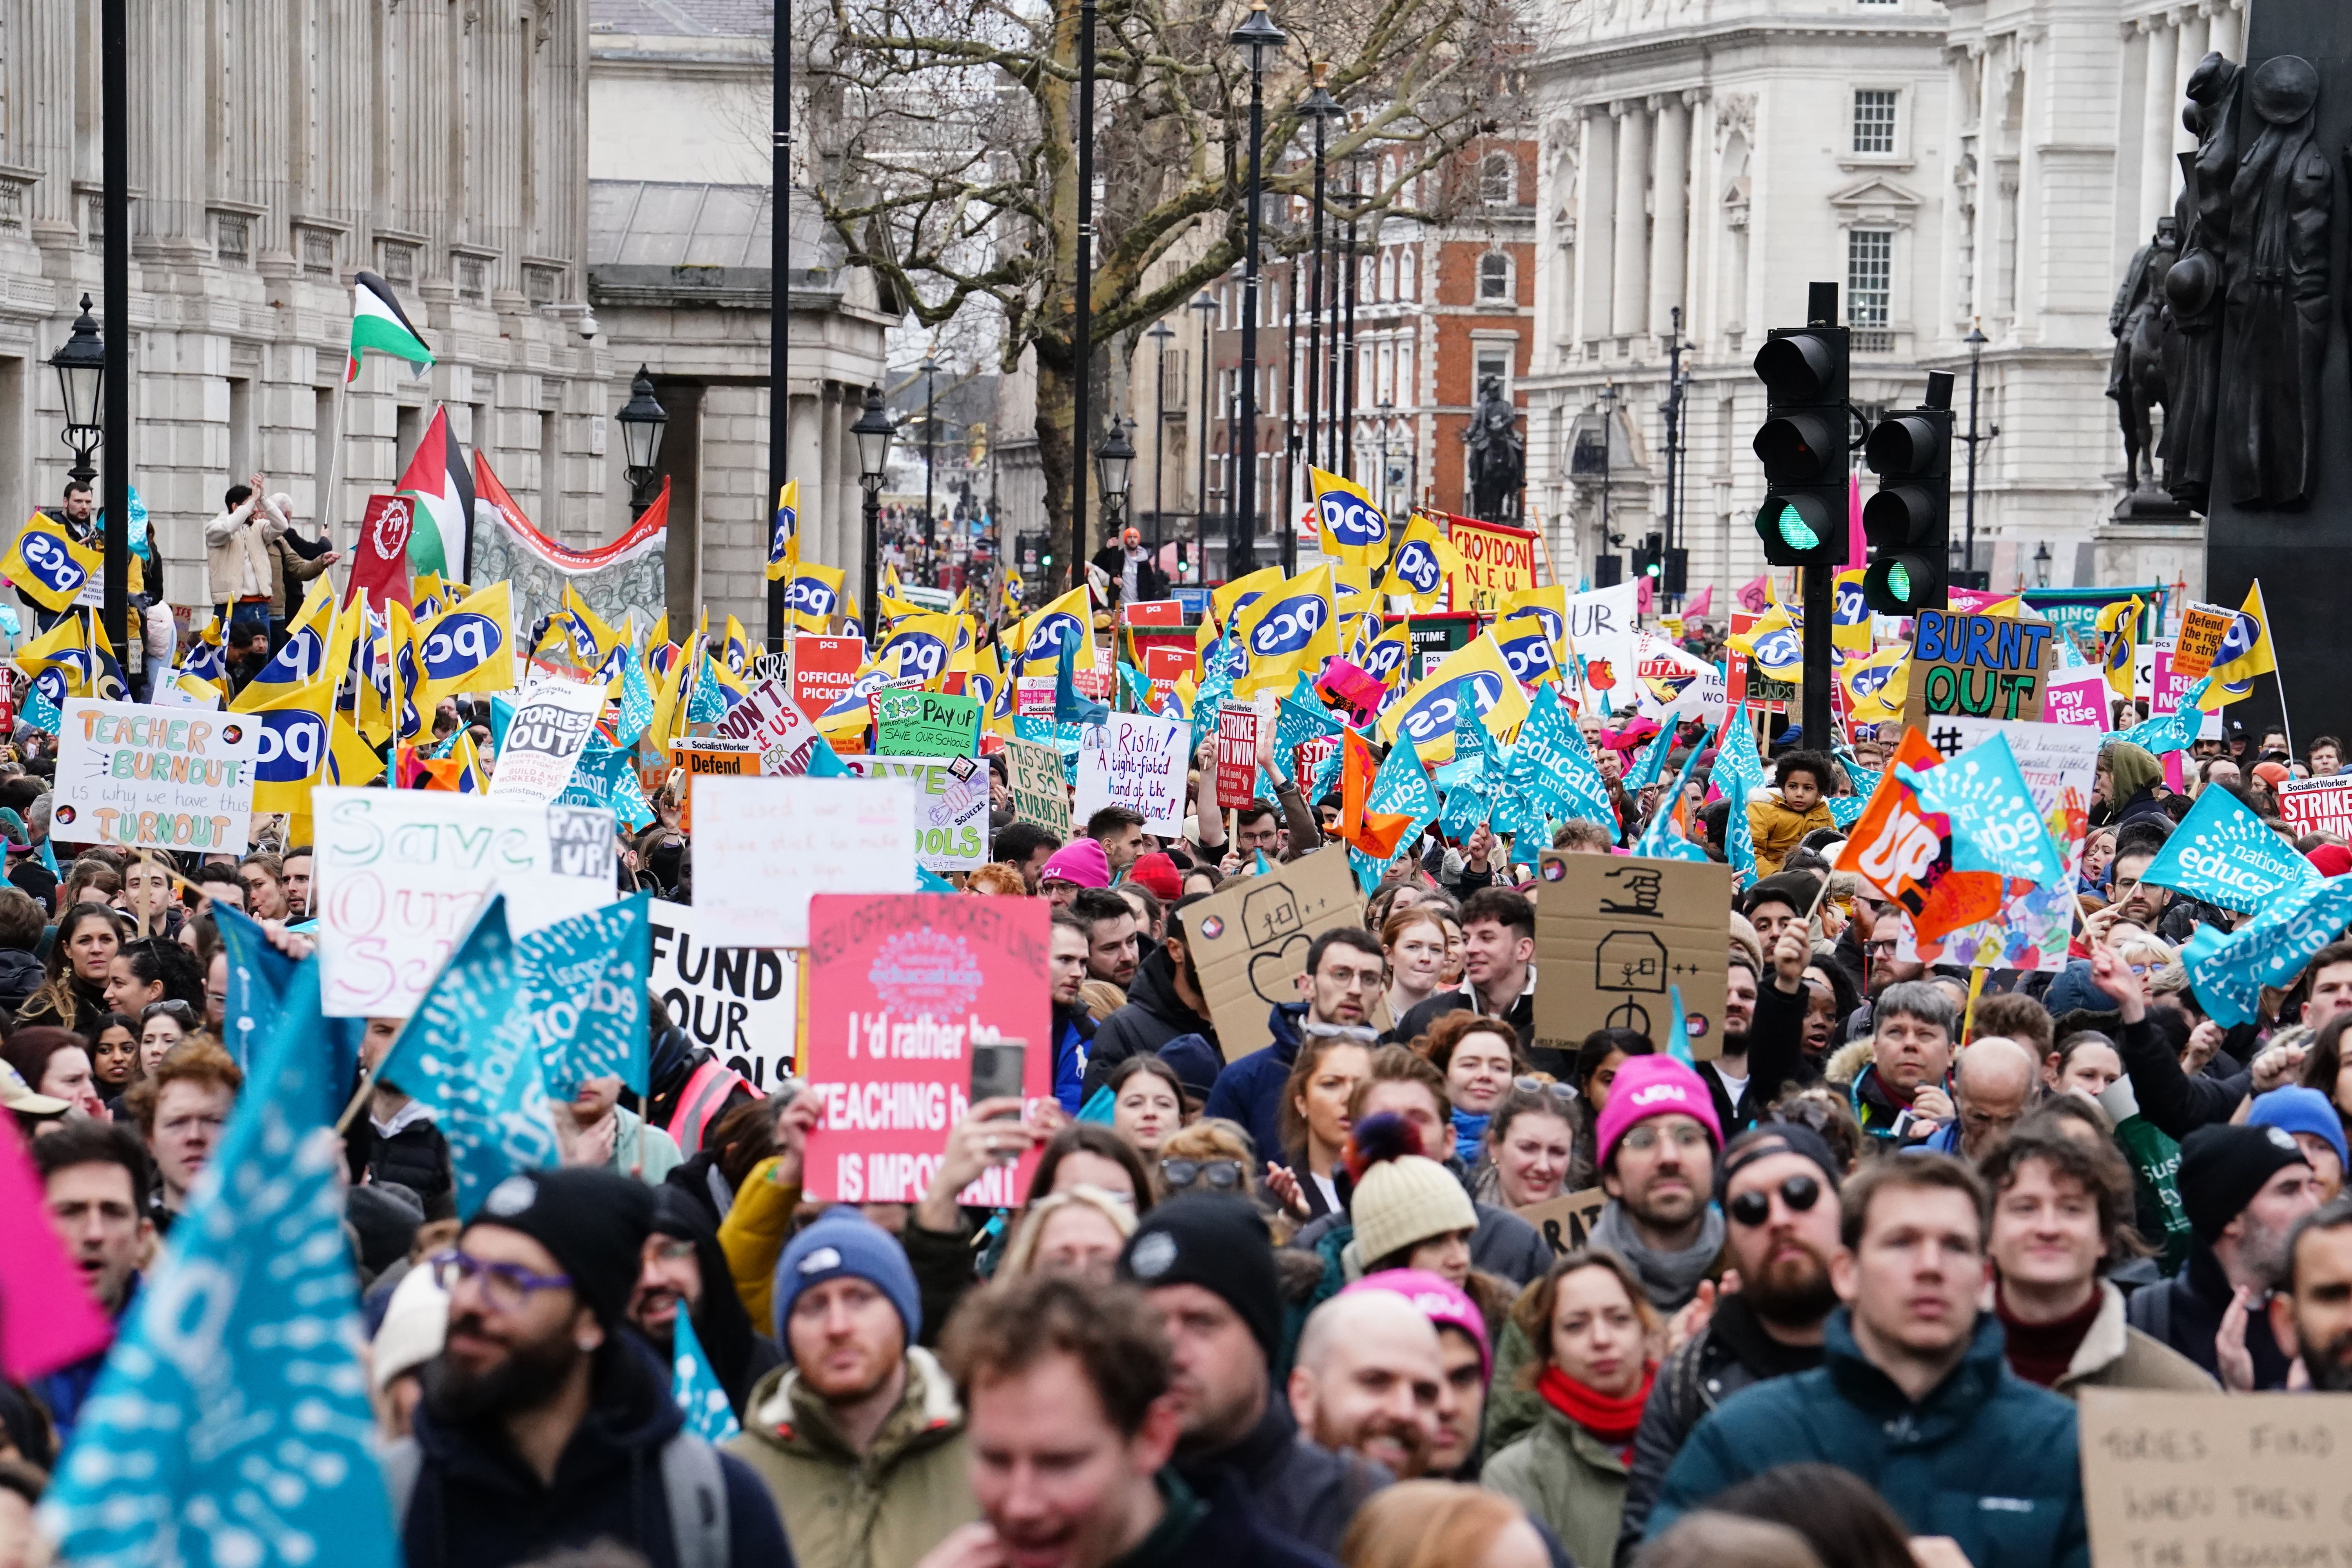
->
[665,1059,759,1156]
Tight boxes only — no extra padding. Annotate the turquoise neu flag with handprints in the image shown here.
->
[671,1307,742,1442]
[2183,874,2352,1027]
[1711,704,1768,880]
[1507,684,1617,833]
[617,646,656,746]
[376,895,559,1218]
[2139,782,2317,911]
[39,956,399,1568]
[1909,731,2065,887]
[1352,733,1441,893]
[520,893,652,1097]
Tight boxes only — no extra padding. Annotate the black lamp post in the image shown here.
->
[1960,321,1999,589]
[1070,0,1102,594]
[920,354,939,569]
[1096,418,1136,550]
[852,385,896,639]
[616,366,668,520]
[51,295,104,491]
[2033,540,2052,589]
[1230,0,1285,579]
[1301,62,1341,507]
[1189,291,1216,584]
[1145,320,1174,560]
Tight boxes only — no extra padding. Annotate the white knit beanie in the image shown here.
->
[1352,1154,1478,1267]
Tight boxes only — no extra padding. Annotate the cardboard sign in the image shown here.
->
[650,898,797,1091]
[1442,514,1539,615]
[2079,1388,2352,1568]
[708,674,824,775]
[486,670,607,801]
[1216,703,1261,808]
[1004,737,1072,835]
[841,755,991,872]
[2170,602,2234,681]
[1519,1188,1608,1257]
[311,791,617,1018]
[1902,609,2056,727]
[1910,717,2101,973]
[872,689,981,758]
[2042,667,2111,731]
[1532,851,1730,1062]
[669,742,759,832]
[51,700,260,855]
[691,775,918,947]
[1075,712,1190,836]
[1567,583,1642,713]
[2280,777,2352,839]
[793,636,866,720]
[1184,844,1364,1060]
[800,893,1052,1205]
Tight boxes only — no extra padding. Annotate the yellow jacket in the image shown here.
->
[719,1153,802,1332]
[1747,794,1835,877]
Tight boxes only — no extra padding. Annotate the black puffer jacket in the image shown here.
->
[1083,946,1217,1100]
[1173,1394,1387,1559]
[348,1113,457,1221]
[0,947,42,1018]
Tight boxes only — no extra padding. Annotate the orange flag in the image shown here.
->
[1339,729,1415,860]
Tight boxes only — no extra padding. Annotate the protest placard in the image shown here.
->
[2149,641,2203,717]
[1909,718,2101,973]
[485,669,606,800]
[2041,667,2111,730]
[1532,851,1730,1062]
[1075,711,1189,835]
[1001,740,1067,837]
[2079,1389,2352,1568]
[1520,1189,1608,1257]
[2280,776,2352,838]
[1184,845,1364,1059]
[799,893,1052,1205]
[692,775,918,946]
[1016,675,1056,717]
[872,689,981,757]
[669,741,759,831]
[1215,703,1259,807]
[51,700,260,855]
[1441,513,1539,614]
[707,674,823,775]
[1568,583,1642,713]
[650,898,796,1090]
[793,636,866,720]
[1902,608,2056,726]
[840,755,990,872]
[2170,602,2234,681]
[310,790,617,1017]
[1121,599,1184,627]
[1293,733,1341,794]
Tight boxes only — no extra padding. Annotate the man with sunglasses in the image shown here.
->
[1616,1123,1844,1563]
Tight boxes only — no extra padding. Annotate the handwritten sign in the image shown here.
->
[486,670,607,801]
[51,700,260,855]
[872,689,982,758]
[1184,844,1364,1059]
[1568,583,1642,714]
[841,755,990,872]
[1442,513,1539,615]
[800,893,1053,1205]
[1216,703,1260,808]
[1902,609,2056,727]
[1005,737,1071,835]
[2281,777,2352,839]
[651,897,796,1091]
[793,636,867,720]
[1075,711,1189,835]
[669,741,759,832]
[708,674,824,775]
[1532,851,1730,1062]
[692,776,918,947]
[2079,1389,2352,1568]
[1911,718,2100,974]
[1519,1188,1608,1257]
[311,790,617,1018]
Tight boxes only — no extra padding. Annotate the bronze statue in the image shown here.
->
[1465,374,1524,523]
[2109,214,2178,497]
[2162,51,2243,512]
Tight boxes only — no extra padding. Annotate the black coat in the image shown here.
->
[2126,1241,2294,1388]
[348,1114,457,1221]
[1083,946,1217,1100]
[1172,1397,1382,1562]
[1700,973,1818,1137]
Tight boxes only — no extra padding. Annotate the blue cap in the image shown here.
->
[2249,1086,2349,1174]
[773,1210,922,1348]
[1156,1034,1225,1102]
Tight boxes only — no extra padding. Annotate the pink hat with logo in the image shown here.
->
[1343,1269,1490,1381]
[1039,837,1111,889]
[1593,1055,1722,1171]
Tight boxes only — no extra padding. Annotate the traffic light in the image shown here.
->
[1662,548,1688,597]
[1861,370,1955,614]
[1751,283,1850,567]
[1594,554,1623,588]
[1633,532,1664,582]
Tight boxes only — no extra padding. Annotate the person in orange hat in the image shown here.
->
[1090,525,1167,607]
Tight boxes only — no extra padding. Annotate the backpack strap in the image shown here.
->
[660,1430,730,1568]
[381,1436,422,1533]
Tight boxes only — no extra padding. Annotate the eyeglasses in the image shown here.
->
[1619,1123,1712,1155]
[1300,1022,1380,1042]
[1514,1075,1578,1104]
[141,1000,198,1027]
[1862,938,1900,957]
[1727,1172,1822,1226]
[644,1238,696,1264]
[430,1249,573,1313]
[1161,1158,1246,1193]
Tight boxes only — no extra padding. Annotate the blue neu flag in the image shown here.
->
[2183,874,2352,1027]
[39,956,399,1568]
[1053,635,1108,726]
[1624,720,1677,795]
[2105,676,2215,756]
[376,895,558,1217]
[1667,983,1695,1067]
[670,1308,742,1443]
[2139,780,2316,911]
[1352,733,1441,893]
[1437,720,1495,842]
[521,893,653,1097]
[1909,731,2065,887]
[1632,722,1716,862]
[1711,704,1768,881]
[215,905,364,1086]
[617,644,656,746]
[1827,793,1869,829]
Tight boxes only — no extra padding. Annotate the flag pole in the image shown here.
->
[318,372,352,558]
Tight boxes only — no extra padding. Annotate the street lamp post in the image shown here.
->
[1230,0,1285,578]
[1147,320,1174,563]
[1375,397,1394,517]
[1961,320,1999,588]
[1070,0,1102,594]
[1190,291,1215,584]
[768,0,791,653]
[1302,64,1340,502]
[1096,419,1136,575]
[1341,157,1359,478]
[1599,380,1619,560]
[616,366,669,520]
[2033,540,2052,589]
[1659,306,1683,566]
[50,295,104,489]
[851,385,896,640]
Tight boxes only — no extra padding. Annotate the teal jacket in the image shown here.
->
[1647,1308,2088,1568]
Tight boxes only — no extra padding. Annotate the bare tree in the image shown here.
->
[804,0,1529,583]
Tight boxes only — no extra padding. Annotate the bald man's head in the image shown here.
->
[1955,1036,2037,1160]
[1287,1292,1445,1477]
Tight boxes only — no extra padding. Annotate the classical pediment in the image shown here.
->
[1827,175,1924,229]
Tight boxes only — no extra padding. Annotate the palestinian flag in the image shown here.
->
[347,270,433,383]
[394,405,475,582]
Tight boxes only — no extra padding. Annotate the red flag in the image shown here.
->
[1339,729,1414,860]
[0,1109,114,1381]
[344,493,415,610]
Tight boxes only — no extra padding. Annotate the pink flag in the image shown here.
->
[1737,575,1769,613]
[1684,586,1713,621]
[0,1109,114,1381]
[1636,575,1654,616]
[1847,473,1866,569]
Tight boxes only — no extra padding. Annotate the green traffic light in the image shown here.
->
[1886,562,1912,603]
[1774,503,1820,552]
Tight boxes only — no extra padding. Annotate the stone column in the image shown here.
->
[2138,16,2178,242]
[1647,94,1690,340]
[1973,44,2004,331]
[2208,1,2241,64]
[1611,102,1650,338]
[789,388,826,569]
[1577,108,1615,346]
[2173,9,2209,162]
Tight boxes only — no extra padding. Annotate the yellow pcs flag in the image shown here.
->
[415,581,517,704]
[2207,580,2276,704]
[15,612,100,706]
[1376,513,1463,610]
[1308,467,1392,570]
[767,478,799,583]
[1841,644,1909,726]
[787,561,847,633]
[1233,565,1338,698]
[1211,566,1285,633]
[2,514,101,613]
[1011,586,1098,673]
[2096,596,2142,698]
[230,577,341,712]
[1380,632,1530,764]
[245,675,338,813]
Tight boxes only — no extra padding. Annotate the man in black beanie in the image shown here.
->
[627,1187,785,1422]
[392,1167,791,1568]
[2129,1123,2325,1388]
[1118,1194,1388,1555]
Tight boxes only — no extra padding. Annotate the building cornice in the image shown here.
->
[1535,16,1950,80]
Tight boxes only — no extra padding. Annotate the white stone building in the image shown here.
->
[1521,0,2245,599]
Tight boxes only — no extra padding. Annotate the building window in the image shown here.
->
[456,255,488,303]
[1399,249,1417,301]
[214,212,250,265]
[1847,229,1893,339]
[1479,252,1510,301]
[1379,251,1396,301]
[1481,151,1515,206]
[378,241,419,286]
[299,229,335,276]
[85,196,102,254]
[1853,90,1898,156]
[1475,349,1511,392]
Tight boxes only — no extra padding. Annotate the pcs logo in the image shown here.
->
[1751,628,1802,670]
[1360,637,1408,685]
[1494,627,1556,684]
[1022,611,1085,666]
[16,531,85,593]
[1398,672,1505,748]
[1834,579,1867,625]
[2213,610,2261,697]
[884,632,948,681]
[1318,493,1387,550]
[254,710,326,782]
[788,576,839,617]
[423,613,506,680]
[1389,539,1443,597]
[1248,593,1325,658]
[1851,662,1895,700]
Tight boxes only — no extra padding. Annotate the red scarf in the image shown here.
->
[1536,1362,1657,1458]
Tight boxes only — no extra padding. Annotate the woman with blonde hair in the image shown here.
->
[1339,1481,1548,1568]
[996,1183,1134,1283]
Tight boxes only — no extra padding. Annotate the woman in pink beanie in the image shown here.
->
[1587,1054,1724,1313]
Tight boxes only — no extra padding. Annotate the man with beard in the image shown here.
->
[2128,1123,2323,1388]
[1589,1056,1725,1312]
[1615,1123,1843,1561]
[1083,894,1219,1099]
[1117,1196,1387,1554]
[1700,930,1814,1139]
[391,1168,787,1568]
[1981,1117,2214,1395]
[1286,1290,1446,1480]
[727,1210,975,1568]
[627,1187,785,1422]
[1071,887,1142,992]
[2269,1199,2352,1390]
[1204,928,1383,1172]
